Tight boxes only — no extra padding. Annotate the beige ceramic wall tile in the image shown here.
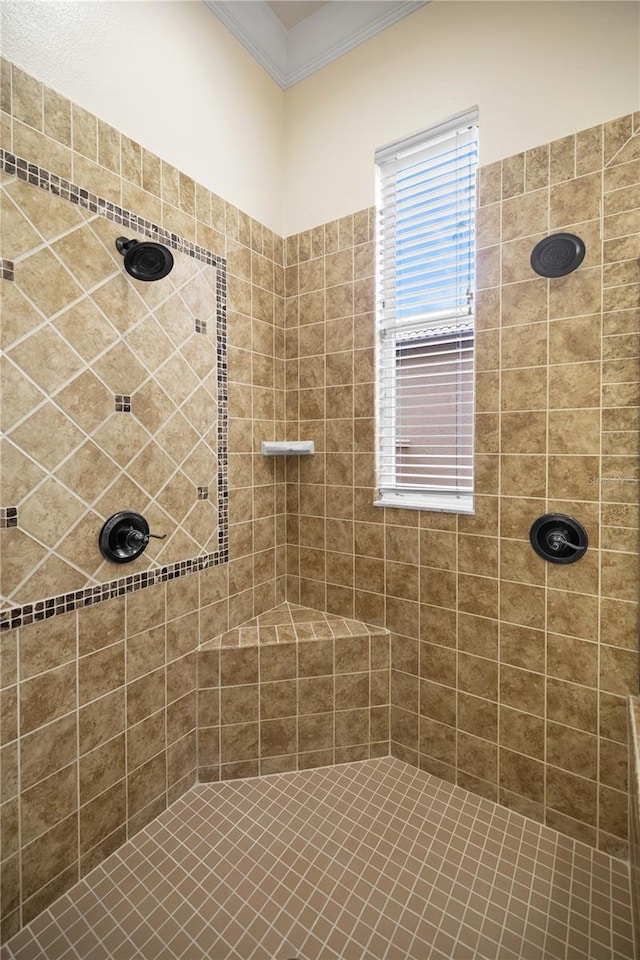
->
[1,57,290,939]
[284,117,640,863]
[2,57,640,941]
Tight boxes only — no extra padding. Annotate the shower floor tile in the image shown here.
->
[2,757,635,959]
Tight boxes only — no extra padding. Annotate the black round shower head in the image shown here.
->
[115,237,174,282]
[530,233,585,278]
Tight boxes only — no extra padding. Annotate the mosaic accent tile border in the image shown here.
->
[0,152,224,269]
[0,150,229,633]
[0,554,230,632]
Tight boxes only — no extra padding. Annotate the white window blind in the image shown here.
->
[375,109,479,514]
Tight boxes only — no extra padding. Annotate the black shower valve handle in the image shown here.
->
[123,527,167,549]
[530,513,588,564]
[99,511,168,564]
[546,530,581,552]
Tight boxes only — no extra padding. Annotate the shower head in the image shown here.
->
[116,237,174,282]
[530,233,585,278]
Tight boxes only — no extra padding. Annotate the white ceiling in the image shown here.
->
[267,1,327,30]
[205,1,429,88]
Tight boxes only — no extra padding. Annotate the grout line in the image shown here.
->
[74,606,80,889]
[595,131,606,859]
[543,146,551,842]
[495,154,504,814]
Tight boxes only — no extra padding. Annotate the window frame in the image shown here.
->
[374,108,479,515]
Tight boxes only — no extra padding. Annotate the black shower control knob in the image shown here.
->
[529,514,588,564]
[124,527,147,548]
[547,528,583,553]
[99,511,167,563]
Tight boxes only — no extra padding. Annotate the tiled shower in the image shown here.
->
[0,50,639,960]
[284,121,640,851]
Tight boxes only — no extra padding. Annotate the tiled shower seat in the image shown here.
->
[202,602,390,649]
[197,604,391,783]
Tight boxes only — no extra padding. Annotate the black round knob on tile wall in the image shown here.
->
[99,511,167,563]
[529,514,588,564]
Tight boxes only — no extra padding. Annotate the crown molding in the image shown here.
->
[204,1,429,89]
[204,2,289,87]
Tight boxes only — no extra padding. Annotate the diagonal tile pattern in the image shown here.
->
[1,178,221,606]
[1,758,635,960]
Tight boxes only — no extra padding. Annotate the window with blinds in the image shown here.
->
[374,109,479,514]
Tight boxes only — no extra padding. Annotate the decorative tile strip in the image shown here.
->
[0,150,229,632]
[0,151,223,268]
[1,258,14,280]
[0,551,230,631]
[115,394,132,412]
[0,507,18,528]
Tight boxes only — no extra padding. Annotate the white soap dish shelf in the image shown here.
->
[261,441,315,456]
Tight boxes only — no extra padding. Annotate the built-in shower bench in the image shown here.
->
[197,603,390,782]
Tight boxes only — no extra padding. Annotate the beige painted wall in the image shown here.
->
[284,1,640,233]
[3,2,638,236]
[0,0,286,233]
